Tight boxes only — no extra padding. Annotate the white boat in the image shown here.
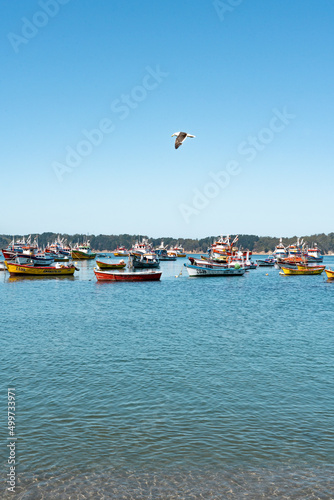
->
[306,243,323,263]
[185,262,245,277]
[273,238,287,259]
[0,261,6,271]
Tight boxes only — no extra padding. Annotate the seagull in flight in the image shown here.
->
[171,132,195,149]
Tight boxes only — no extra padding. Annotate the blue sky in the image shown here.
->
[1,0,333,238]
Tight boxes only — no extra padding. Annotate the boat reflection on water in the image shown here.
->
[7,274,76,282]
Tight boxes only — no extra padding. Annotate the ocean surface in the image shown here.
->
[1,255,334,499]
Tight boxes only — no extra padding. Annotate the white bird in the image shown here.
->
[171,132,195,149]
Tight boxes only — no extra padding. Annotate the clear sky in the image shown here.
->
[1,0,333,238]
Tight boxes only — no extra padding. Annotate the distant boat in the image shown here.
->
[94,268,162,281]
[5,261,77,276]
[128,253,160,269]
[154,242,177,261]
[71,241,96,260]
[256,256,276,267]
[306,244,323,263]
[273,238,287,259]
[113,247,129,257]
[96,259,126,270]
[168,244,186,258]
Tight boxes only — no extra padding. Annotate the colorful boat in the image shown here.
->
[306,243,323,263]
[325,269,334,279]
[154,242,177,261]
[71,241,96,260]
[280,265,325,276]
[169,244,186,257]
[113,246,129,257]
[273,238,287,259]
[5,261,77,276]
[94,268,162,281]
[96,259,126,270]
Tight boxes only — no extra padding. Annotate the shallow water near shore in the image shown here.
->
[1,255,334,498]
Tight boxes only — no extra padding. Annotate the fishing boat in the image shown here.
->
[169,244,186,258]
[273,238,287,259]
[185,260,245,277]
[256,256,276,267]
[325,269,334,279]
[5,261,77,276]
[71,241,96,260]
[113,246,129,257]
[306,243,323,263]
[0,261,6,271]
[279,265,325,276]
[128,253,160,269]
[15,254,55,266]
[96,259,126,270]
[155,242,177,261]
[94,268,162,281]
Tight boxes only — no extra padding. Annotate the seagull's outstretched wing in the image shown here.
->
[175,132,187,149]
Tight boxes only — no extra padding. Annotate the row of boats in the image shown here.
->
[1,235,333,281]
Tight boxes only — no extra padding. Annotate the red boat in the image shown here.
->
[94,268,162,281]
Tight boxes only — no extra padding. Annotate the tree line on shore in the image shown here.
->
[1,232,334,254]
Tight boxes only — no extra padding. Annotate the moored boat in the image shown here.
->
[71,241,96,260]
[185,261,245,277]
[256,256,276,267]
[128,253,160,269]
[94,268,162,281]
[273,238,287,259]
[306,243,323,263]
[280,265,325,276]
[169,244,186,257]
[155,242,177,261]
[113,246,129,257]
[5,261,77,276]
[324,269,334,279]
[96,259,126,270]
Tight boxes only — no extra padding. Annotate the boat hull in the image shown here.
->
[185,264,245,277]
[5,262,76,276]
[94,269,162,281]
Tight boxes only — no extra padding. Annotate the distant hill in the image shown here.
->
[1,232,334,254]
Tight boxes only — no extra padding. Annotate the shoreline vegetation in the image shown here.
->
[1,232,334,254]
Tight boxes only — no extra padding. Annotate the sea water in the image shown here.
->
[1,256,334,498]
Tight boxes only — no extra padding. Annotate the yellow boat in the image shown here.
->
[280,265,325,276]
[5,261,76,276]
[96,259,126,270]
[325,268,334,279]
